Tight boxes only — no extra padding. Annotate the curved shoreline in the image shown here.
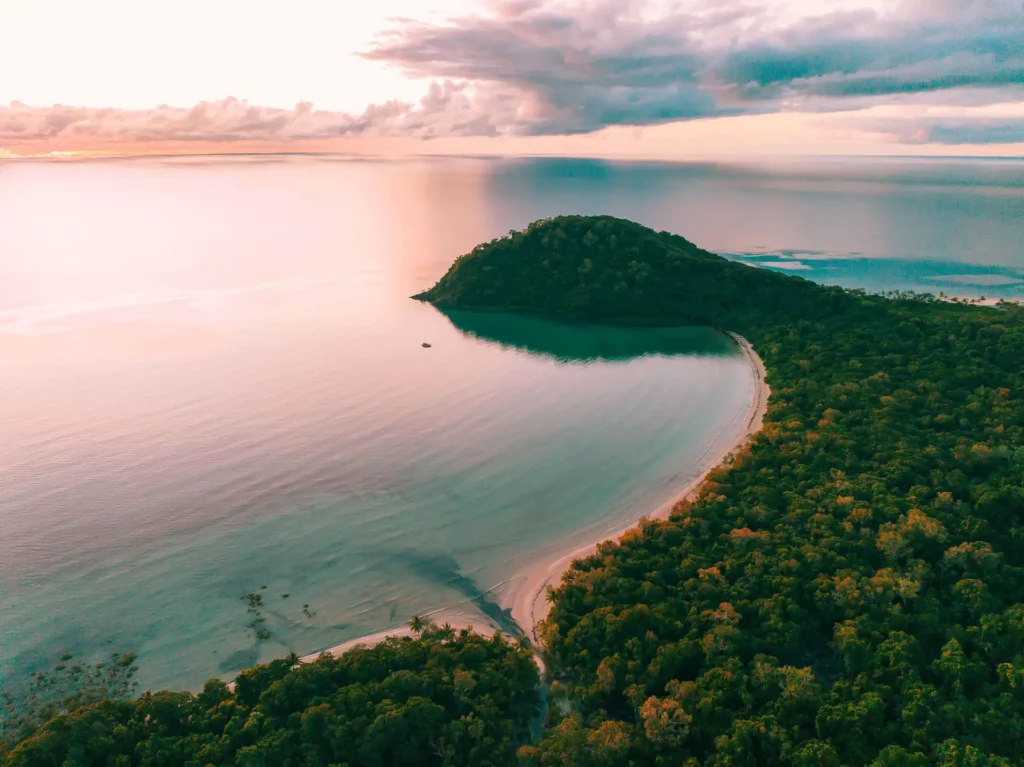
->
[300,609,497,663]
[504,332,769,644]
[301,332,769,661]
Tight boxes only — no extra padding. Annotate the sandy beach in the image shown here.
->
[224,608,500,688]
[504,332,769,645]
[293,331,769,661]
[299,607,499,662]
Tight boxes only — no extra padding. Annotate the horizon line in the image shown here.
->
[2,149,1022,164]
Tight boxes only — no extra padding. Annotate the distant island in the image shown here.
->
[6,216,1024,766]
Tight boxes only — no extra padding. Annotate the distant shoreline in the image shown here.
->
[301,331,770,660]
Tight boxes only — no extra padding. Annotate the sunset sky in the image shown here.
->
[2,0,1023,157]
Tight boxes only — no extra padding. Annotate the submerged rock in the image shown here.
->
[422,342,432,348]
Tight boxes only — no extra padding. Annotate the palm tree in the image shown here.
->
[438,622,455,641]
[409,615,425,636]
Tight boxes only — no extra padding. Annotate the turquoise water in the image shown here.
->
[725,252,1024,301]
[0,158,754,691]
[1,155,1020,692]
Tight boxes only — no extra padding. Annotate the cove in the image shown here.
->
[1,291,753,692]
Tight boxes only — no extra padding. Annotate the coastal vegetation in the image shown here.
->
[6,215,1024,765]
[423,216,1024,765]
[2,627,539,765]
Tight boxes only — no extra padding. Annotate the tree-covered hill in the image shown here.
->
[415,215,852,328]
[419,216,1024,766]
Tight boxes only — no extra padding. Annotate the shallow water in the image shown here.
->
[1,154,1020,691]
[0,158,757,691]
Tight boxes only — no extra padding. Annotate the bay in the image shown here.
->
[1,154,1020,691]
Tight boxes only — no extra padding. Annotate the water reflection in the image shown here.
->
[1,154,1018,692]
[439,309,739,362]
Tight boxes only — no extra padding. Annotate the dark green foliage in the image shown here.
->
[4,630,539,766]
[422,216,1024,765]
[415,215,850,327]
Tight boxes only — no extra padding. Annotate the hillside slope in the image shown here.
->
[416,215,850,328]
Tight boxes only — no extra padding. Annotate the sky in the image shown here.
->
[1,0,1023,157]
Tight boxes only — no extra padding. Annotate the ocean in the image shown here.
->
[0,155,1021,691]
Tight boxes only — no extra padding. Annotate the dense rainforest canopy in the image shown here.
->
[425,216,1024,766]
[2,627,539,766]
[6,215,1024,766]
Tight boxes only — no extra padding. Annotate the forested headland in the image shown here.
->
[421,216,1024,766]
[5,215,1024,765]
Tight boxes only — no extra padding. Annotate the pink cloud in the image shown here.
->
[0,84,528,148]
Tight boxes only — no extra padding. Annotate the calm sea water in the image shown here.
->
[1,155,1021,691]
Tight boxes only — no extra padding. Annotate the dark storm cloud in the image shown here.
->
[362,0,750,133]
[364,0,1024,135]
[722,18,1024,100]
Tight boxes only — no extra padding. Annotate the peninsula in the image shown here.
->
[6,216,1024,767]
[422,216,1024,766]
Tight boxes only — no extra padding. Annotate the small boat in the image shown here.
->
[422,342,432,348]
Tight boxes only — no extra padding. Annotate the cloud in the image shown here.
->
[716,1,1024,102]
[925,121,1024,145]
[849,115,1024,144]
[0,84,518,145]
[363,0,745,134]
[5,0,1024,147]
[364,0,1024,135]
